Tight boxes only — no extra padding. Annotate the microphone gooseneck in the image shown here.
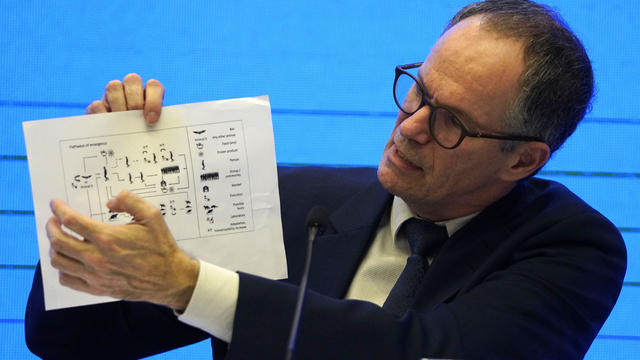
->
[285,205,329,360]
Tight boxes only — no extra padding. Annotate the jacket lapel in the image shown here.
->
[414,224,510,311]
[304,172,528,308]
[307,180,392,298]
[414,181,527,311]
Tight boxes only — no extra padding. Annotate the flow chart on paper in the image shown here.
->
[23,96,287,310]
[60,121,253,239]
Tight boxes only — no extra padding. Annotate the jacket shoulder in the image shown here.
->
[277,165,379,211]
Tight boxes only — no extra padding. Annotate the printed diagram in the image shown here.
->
[59,121,254,240]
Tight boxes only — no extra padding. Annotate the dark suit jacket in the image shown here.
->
[25,166,626,360]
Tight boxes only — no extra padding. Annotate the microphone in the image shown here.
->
[285,205,329,360]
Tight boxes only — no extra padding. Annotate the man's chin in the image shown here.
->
[377,163,405,196]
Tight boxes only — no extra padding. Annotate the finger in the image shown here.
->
[143,79,164,125]
[85,100,108,115]
[58,272,101,295]
[50,198,103,242]
[123,73,144,110]
[106,190,160,223]
[47,216,92,260]
[104,80,127,112]
[101,94,111,112]
[51,248,87,276]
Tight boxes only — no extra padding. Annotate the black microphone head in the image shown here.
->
[305,205,329,231]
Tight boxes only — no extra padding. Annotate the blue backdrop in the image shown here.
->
[1,1,638,358]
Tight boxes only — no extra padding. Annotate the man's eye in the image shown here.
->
[410,83,422,96]
[403,89,421,106]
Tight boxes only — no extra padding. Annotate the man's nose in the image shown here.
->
[398,106,432,144]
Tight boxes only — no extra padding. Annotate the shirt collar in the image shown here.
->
[390,196,479,241]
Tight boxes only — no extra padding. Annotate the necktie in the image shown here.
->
[382,218,449,317]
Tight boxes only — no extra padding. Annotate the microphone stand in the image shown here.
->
[285,206,328,360]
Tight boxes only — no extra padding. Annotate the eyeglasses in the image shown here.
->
[393,62,545,149]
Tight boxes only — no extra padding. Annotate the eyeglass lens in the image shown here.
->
[394,72,464,149]
[394,72,423,114]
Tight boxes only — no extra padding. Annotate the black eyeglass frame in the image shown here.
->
[393,62,545,149]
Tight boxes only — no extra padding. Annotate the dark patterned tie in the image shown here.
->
[383,218,449,317]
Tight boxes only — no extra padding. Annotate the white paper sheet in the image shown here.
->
[23,95,287,310]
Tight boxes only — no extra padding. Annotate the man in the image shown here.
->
[26,1,626,359]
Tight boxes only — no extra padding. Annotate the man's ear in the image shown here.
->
[499,142,550,181]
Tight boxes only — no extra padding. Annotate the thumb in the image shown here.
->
[106,190,159,223]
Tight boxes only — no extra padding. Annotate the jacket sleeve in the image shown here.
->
[25,262,211,360]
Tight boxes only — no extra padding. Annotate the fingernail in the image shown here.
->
[146,112,159,125]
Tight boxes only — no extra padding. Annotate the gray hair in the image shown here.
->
[445,0,594,153]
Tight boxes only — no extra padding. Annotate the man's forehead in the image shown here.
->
[428,16,524,72]
[417,16,525,127]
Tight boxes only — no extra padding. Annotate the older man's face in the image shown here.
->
[377,16,526,221]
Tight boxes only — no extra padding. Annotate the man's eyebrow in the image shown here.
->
[417,71,476,124]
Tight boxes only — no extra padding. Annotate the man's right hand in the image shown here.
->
[85,73,165,125]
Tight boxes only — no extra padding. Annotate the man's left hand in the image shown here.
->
[46,190,199,311]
